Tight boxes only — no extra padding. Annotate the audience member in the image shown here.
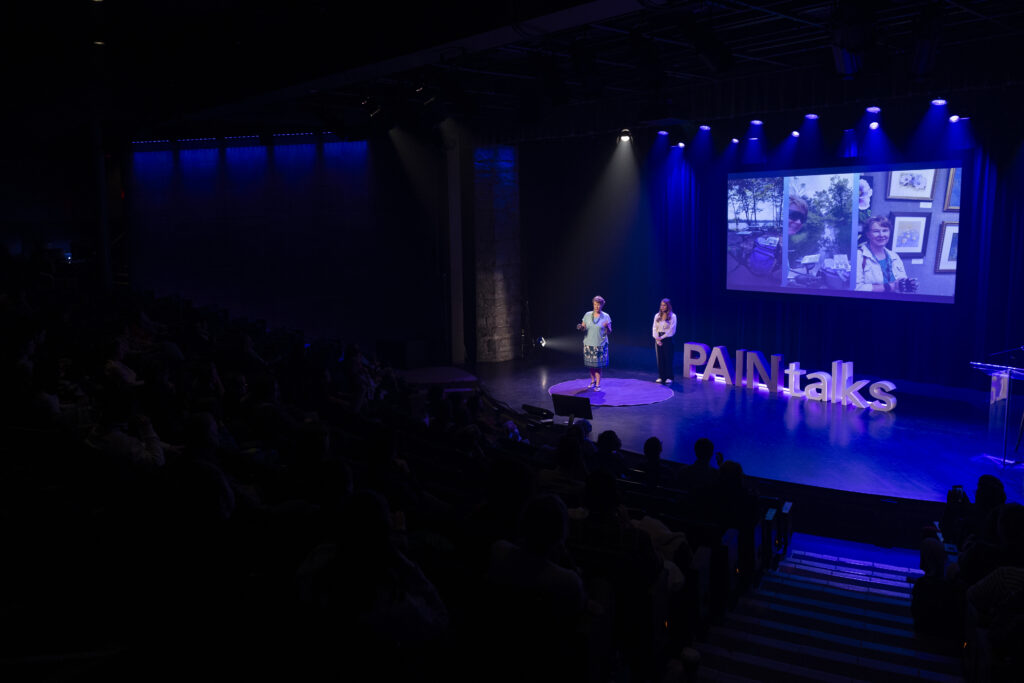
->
[642,436,674,489]
[592,429,626,478]
[537,433,589,506]
[676,437,721,493]
[941,474,1006,550]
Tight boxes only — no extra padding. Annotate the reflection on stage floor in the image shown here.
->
[473,345,1022,505]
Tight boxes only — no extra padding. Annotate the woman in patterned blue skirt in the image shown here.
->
[576,295,612,391]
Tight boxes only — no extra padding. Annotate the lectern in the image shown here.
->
[972,352,1024,467]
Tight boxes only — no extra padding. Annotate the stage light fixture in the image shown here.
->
[676,142,685,148]
[731,138,739,144]
[748,137,758,141]
[536,337,547,347]
[791,131,800,137]
[866,106,881,114]
[657,130,668,136]
[751,119,763,126]
[699,125,711,131]
[948,115,961,123]
[868,121,879,130]
[805,113,819,120]
[931,98,947,106]
[619,128,632,142]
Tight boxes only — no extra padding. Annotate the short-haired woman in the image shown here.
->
[856,216,915,293]
[576,296,612,391]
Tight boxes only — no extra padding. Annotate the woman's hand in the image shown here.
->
[577,323,585,331]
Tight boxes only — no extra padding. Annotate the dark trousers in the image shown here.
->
[656,338,674,380]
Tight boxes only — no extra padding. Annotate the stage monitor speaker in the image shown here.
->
[551,393,593,425]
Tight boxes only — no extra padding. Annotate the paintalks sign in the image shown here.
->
[682,343,898,412]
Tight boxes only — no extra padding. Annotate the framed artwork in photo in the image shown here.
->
[944,167,962,211]
[887,169,937,201]
[890,212,931,259]
[935,222,959,273]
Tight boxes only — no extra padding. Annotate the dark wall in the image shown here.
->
[126,137,448,356]
[521,138,659,349]
[520,133,1024,388]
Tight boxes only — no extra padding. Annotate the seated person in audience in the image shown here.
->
[941,474,1006,550]
[537,435,589,507]
[462,456,537,570]
[300,490,449,649]
[591,429,626,478]
[86,389,166,468]
[488,494,585,620]
[568,470,663,590]
[570,419,597,458]
[104,336,145,389]
[239,372,313,458]
[956,502,1024,588]
[485,494,587,681]
[568,470,667,680]
[912,536,964,638]
[642,436,674,489]
[675,437,721,493]
[708,460,759,529]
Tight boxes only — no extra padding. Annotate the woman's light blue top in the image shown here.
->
[582,310,611,346]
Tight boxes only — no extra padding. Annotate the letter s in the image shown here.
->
[868,381,897,412]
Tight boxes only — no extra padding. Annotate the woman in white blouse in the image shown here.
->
[652,298,677,384]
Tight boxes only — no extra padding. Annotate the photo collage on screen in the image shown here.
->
[726,165,961,302]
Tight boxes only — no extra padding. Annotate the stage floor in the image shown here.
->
[474,345,1023,505]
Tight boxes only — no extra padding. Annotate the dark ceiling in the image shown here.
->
[8,1,1024,146]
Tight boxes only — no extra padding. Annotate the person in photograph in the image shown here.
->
[788,195,809,236]
[786,195,819,268]
[652,298,676,384]
[856,216,916,293]
[576,295,611,391]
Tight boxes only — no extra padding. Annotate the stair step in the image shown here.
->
[696,662,794,683]
[698,640,870,683]
[779,562,914,593]
[784,556,917,584]
[761,573,912,612]
[751,587,914,627]
[739,597,915,640]
[705,625,963,683]
[772,566,914,601]
[720,612,961,670]
[699,544,964,683]
[790,549,923,577]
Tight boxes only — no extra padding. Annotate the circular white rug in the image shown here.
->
[548,377,674,406]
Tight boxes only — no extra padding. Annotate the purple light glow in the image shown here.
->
[791,131,800,137]
[699,125,711,131]
[731,138,739,144]
[868,121,879,130]
[866,106,881,114]
[657,130,668,136]
[932,98,947,106]
[751,119,763,126]
[805,113,819,120]
[676,142,685,148]
[949,115,960,123]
